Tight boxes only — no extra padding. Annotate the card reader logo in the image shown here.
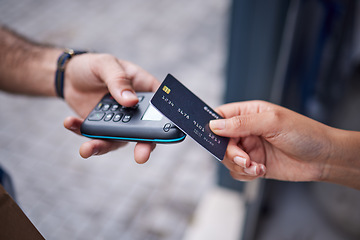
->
[162,86,171,94]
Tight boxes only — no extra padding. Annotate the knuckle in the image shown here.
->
[96,53,116,62]
[267,110,279,123]
[90,53,114,68]
[268,108,284,127]
[231,115,247,130]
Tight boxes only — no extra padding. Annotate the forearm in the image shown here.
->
[0,25,62,97]
[322,129,360,189]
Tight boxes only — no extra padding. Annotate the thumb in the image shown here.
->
[105,74,139,108]
[92,54,139,107]
[209,111,278,138]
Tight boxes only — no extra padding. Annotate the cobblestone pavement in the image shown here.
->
[0,0,230,239]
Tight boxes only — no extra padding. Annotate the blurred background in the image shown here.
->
[0,0,231,240]
[1,0,360,240]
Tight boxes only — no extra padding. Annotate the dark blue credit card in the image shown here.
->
[150,74,229,161]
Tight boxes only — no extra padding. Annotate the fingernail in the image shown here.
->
[259,165,266,176]
[234,156,247,168]
[92,148,99,156]
[244,166,257,175]
[210,119,226,130]
[121,90,137,100]
[69,126,78,131]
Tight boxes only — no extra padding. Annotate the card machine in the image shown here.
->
[80,92,186,143]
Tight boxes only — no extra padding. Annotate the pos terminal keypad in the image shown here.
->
[80,92,186,143]
[87,94,143,123]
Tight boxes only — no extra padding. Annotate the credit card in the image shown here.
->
[150,74,229,161]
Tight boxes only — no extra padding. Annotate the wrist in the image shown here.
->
[321,128,360,189]
[21,47,63,97]
[43,48,64,97]
[55,49,88,99]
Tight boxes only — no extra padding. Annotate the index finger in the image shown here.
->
[215,100,274,119]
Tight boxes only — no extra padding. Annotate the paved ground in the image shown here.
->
[0,1,230,239]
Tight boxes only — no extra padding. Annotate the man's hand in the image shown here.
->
[63,53,160,163]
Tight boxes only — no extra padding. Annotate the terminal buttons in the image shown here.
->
[88,112,105,121]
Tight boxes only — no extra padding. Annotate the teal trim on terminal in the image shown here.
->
[81,134,186,143]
